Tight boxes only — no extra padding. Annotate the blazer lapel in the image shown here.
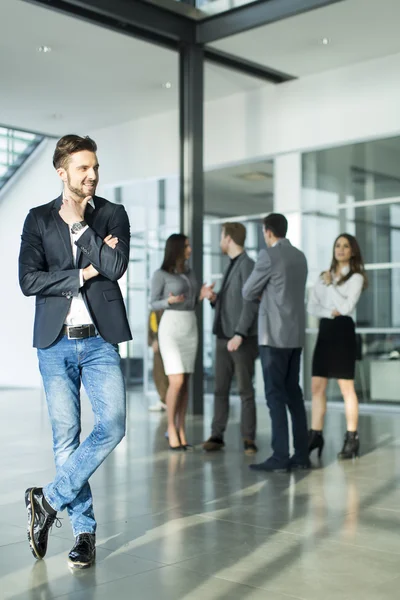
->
[224,252,246,289]
[52,196,74,266]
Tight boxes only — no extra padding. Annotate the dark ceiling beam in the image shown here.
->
[23,0,196,49]
[204,48,295,83]
[197,0,346,44]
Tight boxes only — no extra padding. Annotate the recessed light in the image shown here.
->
[37,45,52,53]
[237,172,272,182]
[321,37,330,46]
[162,82,172,89]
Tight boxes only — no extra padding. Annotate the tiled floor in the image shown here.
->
[2,388,400,599]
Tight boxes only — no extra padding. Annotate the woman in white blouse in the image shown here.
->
[307,234,368,460]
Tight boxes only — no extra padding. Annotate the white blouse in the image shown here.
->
[307,267,364,321]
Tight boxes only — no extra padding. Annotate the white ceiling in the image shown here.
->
[211,0,400,77]
[0,0,268,135]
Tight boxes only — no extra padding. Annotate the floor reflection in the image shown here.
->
[3,390,400,600]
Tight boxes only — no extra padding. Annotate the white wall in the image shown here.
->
[3,51,400,387]
[0,141,61,387]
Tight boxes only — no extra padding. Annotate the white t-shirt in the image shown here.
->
[307,266,364,321]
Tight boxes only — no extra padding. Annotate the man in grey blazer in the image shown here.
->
[203,223,259,454]
[243,213,310,471]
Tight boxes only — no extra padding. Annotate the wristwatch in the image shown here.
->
[70,220,87,234]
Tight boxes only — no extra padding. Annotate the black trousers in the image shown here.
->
[212,337,258,441]
[259,346,308,464]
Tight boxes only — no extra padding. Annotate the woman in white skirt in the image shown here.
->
[151,234,214,450]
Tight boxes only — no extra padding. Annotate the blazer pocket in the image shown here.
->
[35,297,46,305]
[103,289,122,302]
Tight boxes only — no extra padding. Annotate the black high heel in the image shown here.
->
[169,444,184,451]
[168,430,186,451]
[337,431,359,460]
[308,430,325,458]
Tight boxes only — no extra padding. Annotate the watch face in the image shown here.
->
[71,221,85,234]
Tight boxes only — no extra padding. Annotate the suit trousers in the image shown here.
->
[212,337,258,441]
[259,346,308,464]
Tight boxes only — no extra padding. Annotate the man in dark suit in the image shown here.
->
[202,223,259,455]
[19,134,132,569]
[243,213,309,472]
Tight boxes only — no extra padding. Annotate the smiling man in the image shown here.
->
[19,135,132,569]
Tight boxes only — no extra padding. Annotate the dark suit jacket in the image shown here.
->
[19,194,132,349]
[213,251,258,339]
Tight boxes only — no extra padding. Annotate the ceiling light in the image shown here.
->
[237,172,272,182]
[321,37,330,46]
[37,45,52,53]
[162,82,172,89]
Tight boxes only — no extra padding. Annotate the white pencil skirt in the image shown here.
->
[158,310,198,375]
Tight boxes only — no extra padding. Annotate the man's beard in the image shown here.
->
[66,173,96,200]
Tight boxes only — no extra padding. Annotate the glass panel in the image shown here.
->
[302,135,400,404]
[195,0,259,16]
[109,178,180,393]
[203,159,274,393]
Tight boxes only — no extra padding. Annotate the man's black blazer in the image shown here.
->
[19,194,132,349]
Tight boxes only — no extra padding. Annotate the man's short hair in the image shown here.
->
[223,222,246,247]
[53,134,97,170]
[263,213,288,238]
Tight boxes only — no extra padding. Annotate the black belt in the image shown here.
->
[63,324,96,340]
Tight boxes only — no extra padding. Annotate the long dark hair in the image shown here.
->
[329,233,368,289]
[161,233,188,273]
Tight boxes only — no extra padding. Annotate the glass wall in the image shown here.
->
[302,136,400,404]
[203,159,274,393]
[105,178,179,392]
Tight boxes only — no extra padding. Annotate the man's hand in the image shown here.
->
[104,234,119,249]
[209,291,217,304]
[59,195,91,226]
[227,335,243,352]
[83,264,99,282]
[200,282,215,302]
[332,310,341,317]
[168,293,185,305]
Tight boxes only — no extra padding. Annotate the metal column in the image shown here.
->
[179,42,204,415]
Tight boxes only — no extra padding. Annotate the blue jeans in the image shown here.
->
[38,335,126,536]
[259,346,308,465]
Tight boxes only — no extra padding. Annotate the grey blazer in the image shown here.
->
[213,252,258,339]
[242,239,308,348]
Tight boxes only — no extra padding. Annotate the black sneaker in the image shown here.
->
[25,487,59,559]
[244,440,258,455]
[202,437,225,452]
[68,533,96,569]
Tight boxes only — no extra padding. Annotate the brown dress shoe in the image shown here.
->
[202,437,225,452]
[244,440,258,455]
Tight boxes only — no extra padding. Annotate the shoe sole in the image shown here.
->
[26,488,43,560]
[250,466,289,473]
[68,554,96,570]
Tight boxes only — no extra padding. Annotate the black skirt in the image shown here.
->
[312,316,356,380]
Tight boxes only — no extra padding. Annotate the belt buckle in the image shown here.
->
[67,325,87,340]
